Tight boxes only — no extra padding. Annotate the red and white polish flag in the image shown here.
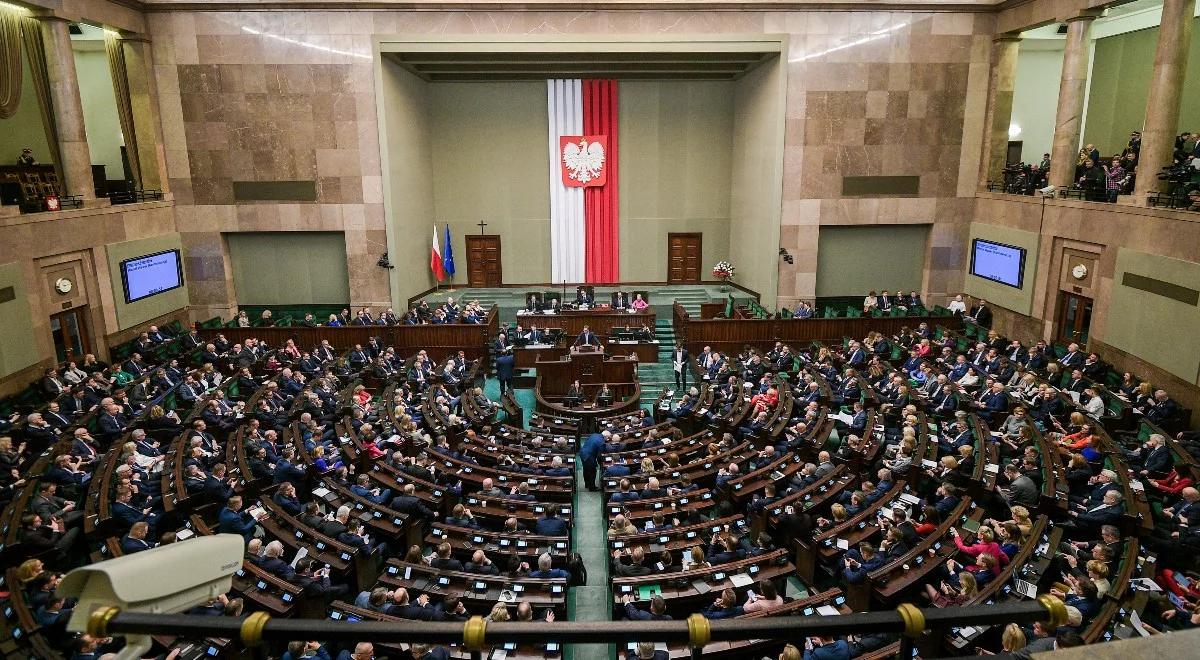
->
[548,79,619,283]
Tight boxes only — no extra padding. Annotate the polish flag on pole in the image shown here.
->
[431,225,445,281]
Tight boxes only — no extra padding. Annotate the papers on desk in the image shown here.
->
[175,528,195,541]
[816,605,841,616]
[313,487,331,498]
[1068,391,1081,404]
[898,493,922,506]
[730,573,754,588]
[1130,610,1152,637]
[499,590,517,602]
[984,463,1000,474]
[492,650,508,660]
[990,431,1003,438]
[289,546,309,568]
[831,412,854,425]
[835,539,850,550]
[1130,480,1145,492]
[921,459,938,469]
[1130,577,1162,592]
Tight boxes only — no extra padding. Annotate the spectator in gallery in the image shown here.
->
[1102,158,1128,202]
[948,294,967,315]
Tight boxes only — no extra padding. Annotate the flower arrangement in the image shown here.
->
[712,261,735,281]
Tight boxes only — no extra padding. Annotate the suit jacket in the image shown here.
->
[574,331,599,347]
[120,535,153,554]
[1077,503,1123,527]
[970,305,992,327]
[218,507,257,540]
[1143,445,1173,475]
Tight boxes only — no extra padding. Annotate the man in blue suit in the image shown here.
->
[804,637,851,660]
[845,341,866,367]
[528,552,570,580]
[120,521,154,554]
[218,495,259,541]
[579,432,605,491]
[534,506,570,537]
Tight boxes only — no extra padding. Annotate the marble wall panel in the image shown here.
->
[150,8,990,314]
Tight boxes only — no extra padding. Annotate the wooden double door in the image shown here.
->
[668,233,702,283]
[466,235,503,287]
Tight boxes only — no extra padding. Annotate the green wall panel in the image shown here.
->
[816,225,931,298]
[619,80,734,281]
[0,262,38,378]
[1105,247,1200,385]
[1084,18,1200,155]
[228,232,349,306]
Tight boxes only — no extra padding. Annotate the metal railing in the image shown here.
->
[85,596,1068,660]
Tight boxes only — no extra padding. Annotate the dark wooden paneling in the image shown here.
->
[673,302,961,354]
[514,309,654,337]
[198,308,499,361]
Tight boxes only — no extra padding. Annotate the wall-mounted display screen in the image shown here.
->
[970,239,1025,289]
[121,249,184,303]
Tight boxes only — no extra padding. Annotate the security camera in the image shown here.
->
[1038,185,1057,198]
[59,535,244,658]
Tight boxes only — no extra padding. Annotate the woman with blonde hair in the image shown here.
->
[488,603,511,622]
[1087,559,1111,597]
[16,558,44,587]
[1009,505,1034,536]
[639,457,655,474]
[817,503,848,530]
[1001,623,1027,652]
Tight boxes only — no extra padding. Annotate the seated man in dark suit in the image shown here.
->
[389,483,438,522]
[1063,490,1125,536]
[528,552,570,580]
[535,506,570,536]
[701,588,745,619]
[120,521,155,554]
[217,495,259,541]
[625,642,669,660]
[576,287,594,306]
[428,542,464,571]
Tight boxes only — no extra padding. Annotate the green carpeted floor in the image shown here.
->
[481,374,611,660]
[569,447,612,660]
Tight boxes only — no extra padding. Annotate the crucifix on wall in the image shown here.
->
[477,220,488,235]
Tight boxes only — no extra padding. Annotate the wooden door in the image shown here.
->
[667,233,702,283]
[50,307,91,363]
[1055,292,1094,347]
[466,235,503,287]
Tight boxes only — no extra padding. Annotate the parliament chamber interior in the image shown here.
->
[3,0,1200,659]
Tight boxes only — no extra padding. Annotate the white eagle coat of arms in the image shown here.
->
[559,135,608,187]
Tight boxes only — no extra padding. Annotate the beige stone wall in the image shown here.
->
[145,9,993,313]
[973,194,1200,416]
[0,202,182,396]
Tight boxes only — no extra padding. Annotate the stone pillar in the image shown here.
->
[119,34,168,192]
[1132,0,1196,204]
[1048,13,1099,190]
[35,15,96,201]
[978,36,1020,188]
